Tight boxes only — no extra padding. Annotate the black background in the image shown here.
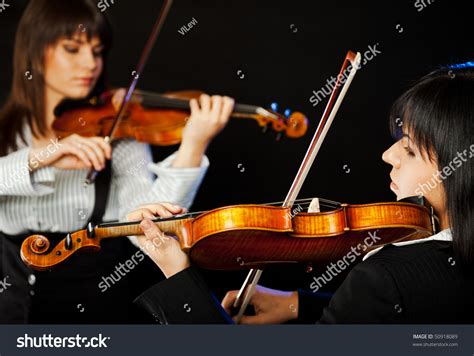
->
[1,0,472,307]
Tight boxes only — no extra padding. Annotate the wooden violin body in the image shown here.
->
[21,200,434,271]
[185,201,433,269]
[52,90,308,146]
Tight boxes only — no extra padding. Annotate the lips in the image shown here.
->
[389,172,399,192]
[390,181,399,191]
[76,77,94,86]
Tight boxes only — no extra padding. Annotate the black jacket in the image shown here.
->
[134,241,474,324]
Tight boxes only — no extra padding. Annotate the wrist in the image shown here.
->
[173,140,208,168]
[162,260,191,279]
[181,137,209,154]
[28,148,46,171]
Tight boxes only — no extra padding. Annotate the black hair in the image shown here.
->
[389,63,474,271]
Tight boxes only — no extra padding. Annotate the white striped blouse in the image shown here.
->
[0,126,209,237]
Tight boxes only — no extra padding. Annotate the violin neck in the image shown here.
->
[93,217,190,241]
[138,92,267,118]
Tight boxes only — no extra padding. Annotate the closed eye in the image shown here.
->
[403,146,415,157]
[93,45,104,57]
[63,45,79,54]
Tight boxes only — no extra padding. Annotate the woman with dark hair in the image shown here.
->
[0,0,234,323]
[127,64,474,324]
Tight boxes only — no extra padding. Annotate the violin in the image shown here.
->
[53,89,309,146]
[20,196,435,271]
[59,0,306,185]
[21,51,437,273]
[20,49,438,322]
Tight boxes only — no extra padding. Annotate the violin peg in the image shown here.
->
[262,125,269,134]
[87,222,96,238]
[65,233,73,250]
[275,132,283,141]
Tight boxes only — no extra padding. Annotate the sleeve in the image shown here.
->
[295,290,332,324]
[0,148,56,196]
[111,140,209,222]
[134,266,234,324]
[317,260,404,324]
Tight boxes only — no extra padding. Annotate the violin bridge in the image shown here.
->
[308,198,320,213]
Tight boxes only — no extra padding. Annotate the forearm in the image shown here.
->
[0,148,55,196]
[172,140,208,168]
[135,266,234,324]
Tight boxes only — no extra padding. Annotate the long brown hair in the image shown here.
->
[0,0,112,156]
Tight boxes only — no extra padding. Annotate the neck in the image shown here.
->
[44,86,65,134]
[438,212,450,231]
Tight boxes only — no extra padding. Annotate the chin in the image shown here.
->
[66,88,92,100]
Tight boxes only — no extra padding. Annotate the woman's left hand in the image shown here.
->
[182,94,234,148]
[126,203,191,278]
[172,94,234,168]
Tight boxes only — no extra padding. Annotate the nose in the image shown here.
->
[80,47,98,72]
[382,141,401,168]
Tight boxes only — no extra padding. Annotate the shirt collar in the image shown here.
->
[363,228,452,261]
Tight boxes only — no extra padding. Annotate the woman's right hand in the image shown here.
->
[221,285,299,324]
[29,134,111,171]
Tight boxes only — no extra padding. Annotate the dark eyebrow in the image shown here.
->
[64,37,103,47]
[64,37,84,44]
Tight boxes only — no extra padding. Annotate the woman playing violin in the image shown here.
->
[127,64,474,324]
[0,0,234,323]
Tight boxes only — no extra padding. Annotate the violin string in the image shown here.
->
[97,197,340,228]
[135,90,191,110]
[261,197,341,208]
[173,197,341,219]
[135,90,265,117]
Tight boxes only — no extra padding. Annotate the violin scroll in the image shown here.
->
[21,230,101,271]
[24,234,50,255]
[285,112,308,138]
[254,110,308,139]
